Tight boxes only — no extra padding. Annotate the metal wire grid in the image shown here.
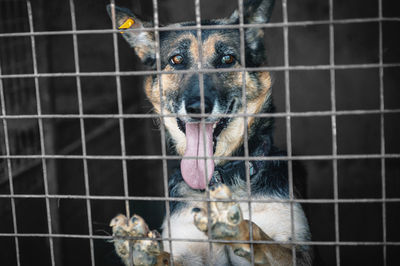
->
[192,0,216,262]
[328,0,340,264]
[0,0,399,266]
[0,0,40,186]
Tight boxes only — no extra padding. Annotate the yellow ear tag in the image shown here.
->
[118,18,135,33]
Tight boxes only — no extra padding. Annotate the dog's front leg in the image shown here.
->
[233,220,293,265]
[110,214,180,266]
[192,183,293,265]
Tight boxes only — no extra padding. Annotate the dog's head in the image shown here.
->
[107,0,275,189]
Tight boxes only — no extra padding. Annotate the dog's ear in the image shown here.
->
[106,4,155,66]
[229,0,275,66]
[229,0,275,24]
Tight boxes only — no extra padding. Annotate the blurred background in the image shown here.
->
[0,0,399,265]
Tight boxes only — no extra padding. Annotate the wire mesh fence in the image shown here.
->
[0,0,400,265]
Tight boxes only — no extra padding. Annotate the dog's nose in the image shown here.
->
[185,98,213,118]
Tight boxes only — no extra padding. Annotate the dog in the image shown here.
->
[107,0,312,265]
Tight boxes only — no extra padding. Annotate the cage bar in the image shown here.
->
[149,0,176,264]
[1,16,400,39]
[328,0,340,265]
[0,56,21,266]
[237,0,256,263]
[281,0,297,264]
[68,0,96,265]
[1,108,400,120]
[26,1,57,265]
[378,0,387,265]
[2,153,400,161]
[1,62,400,80]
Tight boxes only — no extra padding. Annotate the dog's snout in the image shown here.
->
[183,74,216,119]
[185,98,213,117]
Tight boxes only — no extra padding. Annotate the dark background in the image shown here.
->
[0,0,399,265]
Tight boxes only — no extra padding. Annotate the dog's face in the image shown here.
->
[108,0,275,189]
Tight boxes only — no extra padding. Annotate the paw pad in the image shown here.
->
[110,213,163,265]
[193,184,243,239]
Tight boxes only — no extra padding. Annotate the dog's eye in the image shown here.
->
[170,54,184,65]
[221,55,235,65]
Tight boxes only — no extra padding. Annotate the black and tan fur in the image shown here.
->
[107,1,312,265]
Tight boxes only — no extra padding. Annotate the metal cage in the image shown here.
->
[1,0,400,265]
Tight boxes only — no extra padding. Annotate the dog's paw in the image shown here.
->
[192,183,243,239]
[110,214,163,265]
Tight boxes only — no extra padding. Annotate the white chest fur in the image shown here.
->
[161,196,310,266]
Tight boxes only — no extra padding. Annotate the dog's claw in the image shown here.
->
[127,214,150,237]
[110,214,163,265]
[193,207,212,233]
[233,246,251,260]
[193,183,243,239]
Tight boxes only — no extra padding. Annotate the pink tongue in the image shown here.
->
[180,123,214,189]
